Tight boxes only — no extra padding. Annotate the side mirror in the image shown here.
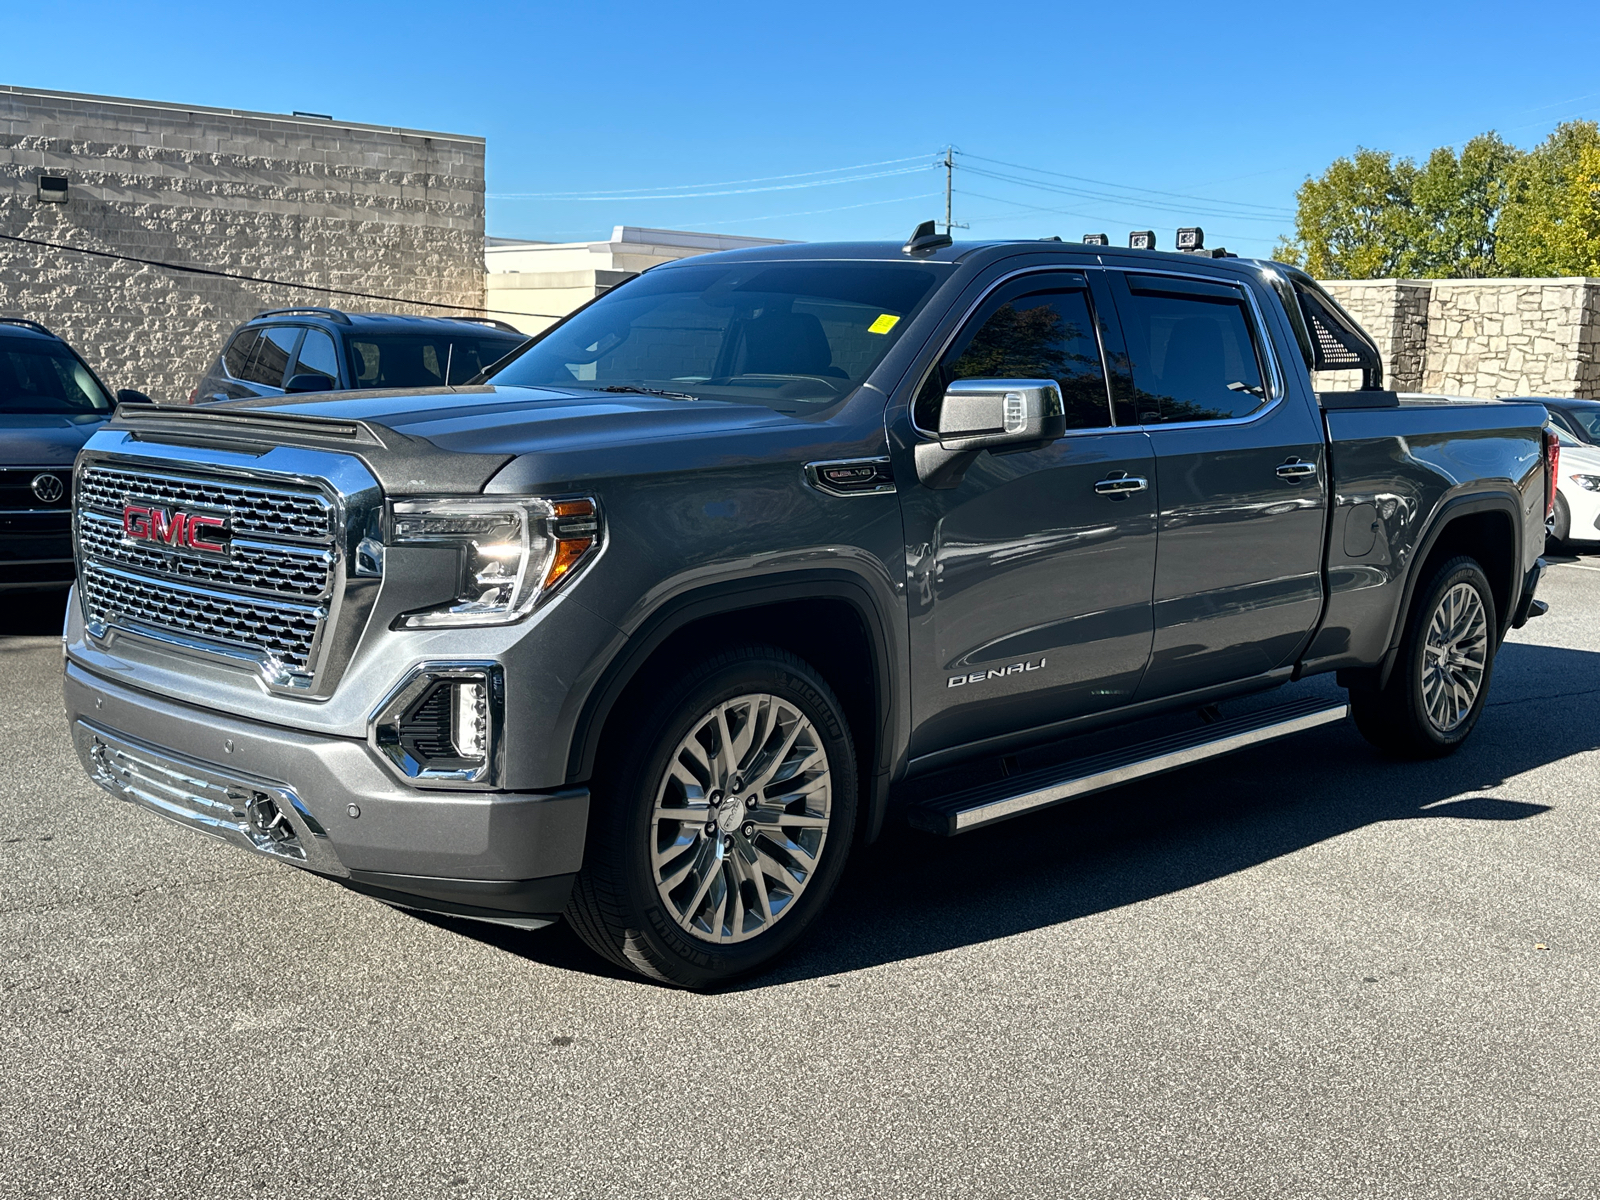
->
[115,389,155,405]
[285,374,337,394]
[914,379,1066,489]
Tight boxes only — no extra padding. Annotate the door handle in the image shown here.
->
[1276,459,1318,481]
[1094,474,1149,495]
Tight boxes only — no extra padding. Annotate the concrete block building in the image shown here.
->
[0,85,486,402]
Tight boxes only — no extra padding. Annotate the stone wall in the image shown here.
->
[0,85,485,403]
[1319,276,1600,399]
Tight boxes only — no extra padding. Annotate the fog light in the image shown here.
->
[370,663,504,786]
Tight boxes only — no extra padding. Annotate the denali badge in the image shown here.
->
[121,504,231,556]
[948,657,1047,688]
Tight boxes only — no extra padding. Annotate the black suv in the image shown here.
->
[0,317,152,591]
[190,307,528,403]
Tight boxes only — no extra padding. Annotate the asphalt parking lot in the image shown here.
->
[3,559,1599,1200]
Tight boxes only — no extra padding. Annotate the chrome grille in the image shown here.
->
[77,464,332,540]
[82,562,325,673]
[77,510,333,599]
[75,459,345,688]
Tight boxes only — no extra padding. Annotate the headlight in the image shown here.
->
[1570,474,1600,492]
[390,496,599,628]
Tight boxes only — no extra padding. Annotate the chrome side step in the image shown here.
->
[907,697,1349,836]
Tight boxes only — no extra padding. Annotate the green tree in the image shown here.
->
[1275,136,1520,278]
[1411,134,1520,277]
[1498,121,1600,276]
[1279,123,1600,279]
[1273,148,1421,278]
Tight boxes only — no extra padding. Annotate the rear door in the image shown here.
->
[1103,269,1328,699]
[897,269,1159,759]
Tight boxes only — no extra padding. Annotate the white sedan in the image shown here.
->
[1551,430,1600,549]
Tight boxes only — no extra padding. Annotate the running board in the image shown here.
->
[907,697,1349,836]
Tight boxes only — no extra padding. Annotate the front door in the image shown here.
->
[1103,269,1329,700]
[895,270,1159,761]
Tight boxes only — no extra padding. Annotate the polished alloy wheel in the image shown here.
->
[650,693,832,943]
[1421,581,1489,732]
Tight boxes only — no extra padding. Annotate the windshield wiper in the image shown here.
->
[599,384,699,401]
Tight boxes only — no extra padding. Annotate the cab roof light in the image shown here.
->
[1081,233,1109,246]
[1128,230,1157,250]
[1176,226,1205,252]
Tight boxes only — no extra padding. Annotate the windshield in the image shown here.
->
[349,333,526,389]
[0,340,112,414]
[486,260,945,407]
[1557,405,1600,444]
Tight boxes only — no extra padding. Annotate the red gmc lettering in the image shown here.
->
[121,505,228,554]
[185,514,227,554]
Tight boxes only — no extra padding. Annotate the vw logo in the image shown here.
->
[30,473,65,503]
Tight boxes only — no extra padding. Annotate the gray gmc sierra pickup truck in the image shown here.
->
[62,225,1555,986]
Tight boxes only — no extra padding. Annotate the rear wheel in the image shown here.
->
[1350,555,1497,759]
[1548,492,1571,550]
[565,645,857,988]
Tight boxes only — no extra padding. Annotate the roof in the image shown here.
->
[651,237,1271,271]
[0,318,62,341]
[240,310,525,337]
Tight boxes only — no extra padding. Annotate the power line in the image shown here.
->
[959,164,1291,224]
[0,232,564,320]
[955,189,1255,248]
[956,151,1294,217]
[677,190,943,229]
[490,154,937,198]
[490,163,940,202]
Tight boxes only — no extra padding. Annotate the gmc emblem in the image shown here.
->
[122,504,231,556]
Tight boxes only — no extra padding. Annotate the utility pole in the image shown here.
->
[943,147,968,238]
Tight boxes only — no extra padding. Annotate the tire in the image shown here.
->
[1547,492,1571,550]
[1350,555,1498,759]
[564,644,857,988]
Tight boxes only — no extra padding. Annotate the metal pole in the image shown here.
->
[944,148,954,236]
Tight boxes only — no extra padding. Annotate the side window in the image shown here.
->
[1117,275,1268,423]
[350,341,380,386]
[292,329,340,384]
[239,326,301,388]
[222,330,260,379]
[916,276,1112,431]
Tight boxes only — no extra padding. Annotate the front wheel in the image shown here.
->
[1350,555,1497,758]
[565,645,857,988]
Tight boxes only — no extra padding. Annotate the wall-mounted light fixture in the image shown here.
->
[36,174,68,204]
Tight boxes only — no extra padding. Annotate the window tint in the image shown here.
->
[292,329,340,384]
[1117,279,1266,423]
[223,330,260,380]
[916,278,1111,431]
[349,335,523,389]
[488,262,943,409]
[0,342,112,413]
[237,326,300,388]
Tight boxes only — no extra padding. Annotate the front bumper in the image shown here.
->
[65,660,588,927]
[0,510,73,589]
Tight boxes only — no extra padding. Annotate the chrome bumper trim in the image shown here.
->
[73,719,348,877]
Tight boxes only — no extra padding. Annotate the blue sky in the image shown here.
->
[10,0,1600,259]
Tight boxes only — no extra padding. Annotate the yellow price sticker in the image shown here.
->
[867,313,901,335]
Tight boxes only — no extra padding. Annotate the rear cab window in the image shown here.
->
[1111,273,1270,424]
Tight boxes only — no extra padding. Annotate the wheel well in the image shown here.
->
[586,597,885,837]
[1415,509,1516,633]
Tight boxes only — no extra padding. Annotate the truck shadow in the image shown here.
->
[419,640,1596,988]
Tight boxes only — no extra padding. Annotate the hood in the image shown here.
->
[102,383,856,497]
[0,412,109,466]
[1559,439,1600,472]
[229,384,799,456]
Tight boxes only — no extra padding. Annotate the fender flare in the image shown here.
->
[563,569,903,843]
[1377,487,1525,688]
